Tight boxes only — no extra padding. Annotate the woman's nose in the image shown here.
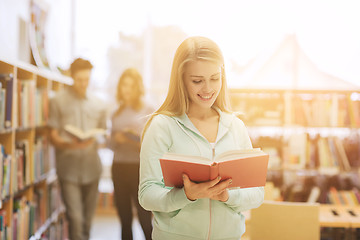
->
[203,80,211,92]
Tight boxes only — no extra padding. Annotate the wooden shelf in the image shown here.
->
[229,88,360,205]
[0,59,69,240]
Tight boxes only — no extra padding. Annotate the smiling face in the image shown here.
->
[184,60,222,111]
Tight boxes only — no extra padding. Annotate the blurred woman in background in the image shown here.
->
[109,68,153,240]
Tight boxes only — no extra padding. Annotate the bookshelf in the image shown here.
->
[0,59,71,240]
[230,88,360,205]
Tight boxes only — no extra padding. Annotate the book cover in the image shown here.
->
[160,148,269,188]
[64,124,106,141]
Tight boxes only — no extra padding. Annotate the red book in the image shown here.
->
[160,148,269,188]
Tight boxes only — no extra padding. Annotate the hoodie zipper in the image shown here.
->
[207,142,216,240]
[174,115,232,239]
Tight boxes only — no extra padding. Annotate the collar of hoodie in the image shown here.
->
[171,107,236,146]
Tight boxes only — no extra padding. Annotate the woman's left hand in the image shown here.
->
[210,187,229,202]
[183,174,231,202]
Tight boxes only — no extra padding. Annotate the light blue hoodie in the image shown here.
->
[139,108,264,240]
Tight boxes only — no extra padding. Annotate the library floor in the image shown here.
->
[90,213,146,240]
[90,149,147,239]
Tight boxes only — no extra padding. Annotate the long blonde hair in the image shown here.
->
[142,36,231,136]
[114,68,145,117]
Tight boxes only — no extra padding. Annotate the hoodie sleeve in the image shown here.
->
[223,117,265,212]
[225,187,264,212]
[138,115,193,213]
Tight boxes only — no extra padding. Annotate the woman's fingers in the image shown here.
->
[207,176,222,187]
[182,174,191,187]
[182,174,197,201]
[210,178,232,193]
[183,174,232,201]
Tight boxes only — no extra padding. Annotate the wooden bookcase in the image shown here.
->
[230,88,360,204]
[0,59,71,240]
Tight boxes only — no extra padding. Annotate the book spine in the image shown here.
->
[353,188,360,204]
[17,80,22,128]
[0,89,5,130]
[1,74,13,129]
[328,187,342,205]
[210,163,218,180]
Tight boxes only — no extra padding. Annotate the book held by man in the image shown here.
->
[159,148,269,188]
[64,124,107,141]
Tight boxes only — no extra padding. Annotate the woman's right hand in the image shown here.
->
[182,174,232,201]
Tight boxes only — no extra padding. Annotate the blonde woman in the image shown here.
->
[109,68,153,240]
[139,37,264,240]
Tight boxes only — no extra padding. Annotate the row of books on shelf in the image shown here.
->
[267,166,360,204]
[256,133,359,173]
[0,182,62,240]
[231,92,284,126]
[0,73,49,131]
[29,183,67,240]
[14,140,31,192]
[33,136,53,182]
[327,187,360,205]
[17,80,49,129]
[269,183,360,206]
[231,91,360,128]
[34,216,68,240]
[1,137,52,201]
[289,93,360,128]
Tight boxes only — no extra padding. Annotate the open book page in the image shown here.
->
[214,148,265,162]
[162,148,264,165]
[160,152,212,165]
[64,124,106,140]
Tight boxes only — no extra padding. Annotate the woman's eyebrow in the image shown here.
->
[211,72,221,77]
[190,72,220,78]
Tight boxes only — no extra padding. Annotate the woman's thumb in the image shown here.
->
[182,173,190,185]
